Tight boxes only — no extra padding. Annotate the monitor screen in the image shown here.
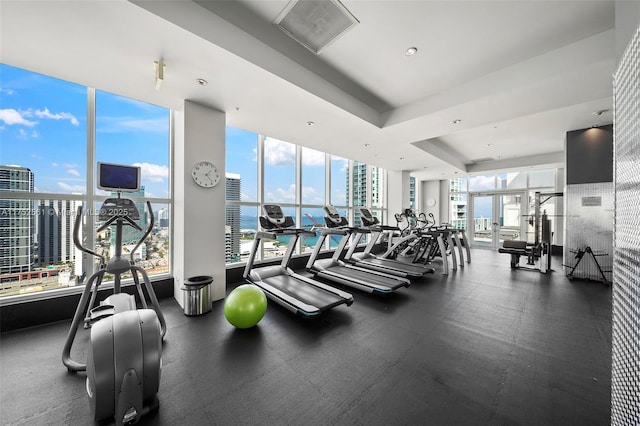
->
[97,162,141,192]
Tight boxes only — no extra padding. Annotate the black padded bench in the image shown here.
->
[499,240,535,269]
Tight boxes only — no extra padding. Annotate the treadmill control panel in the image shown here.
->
[261,204,295,230]
[324,205,348,228]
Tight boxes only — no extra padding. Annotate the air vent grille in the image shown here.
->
[472,157,496,163]
[274,0,359,54]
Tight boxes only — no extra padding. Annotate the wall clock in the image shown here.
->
[191,161,220,188]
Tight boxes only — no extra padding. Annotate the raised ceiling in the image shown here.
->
[1,0,615,179]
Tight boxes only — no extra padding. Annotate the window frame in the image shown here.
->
[0,77,172,305]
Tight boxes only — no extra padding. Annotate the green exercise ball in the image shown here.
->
[224,284,267,329]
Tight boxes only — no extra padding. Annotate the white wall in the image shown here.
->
[173,100,226,306]
[616,0,640,62]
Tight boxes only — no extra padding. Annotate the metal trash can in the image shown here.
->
[182,275,213,316]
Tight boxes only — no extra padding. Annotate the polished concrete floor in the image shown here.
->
[0,249,612,425]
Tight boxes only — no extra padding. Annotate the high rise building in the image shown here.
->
[409,176,416,211]
[225,173,241,261]
[37,199,79,267]
[346,162,384,226]
[224,225,232,263]
[157,208,169,228]
[449,178,467,230]
[0,166,36,274]
[108,186,147,258]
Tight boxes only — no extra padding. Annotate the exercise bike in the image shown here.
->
[62,162,166,426]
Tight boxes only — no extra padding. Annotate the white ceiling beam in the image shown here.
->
[411,138,467,172]
[466,152,565,174]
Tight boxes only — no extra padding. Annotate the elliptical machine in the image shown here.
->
[62,163,166,426]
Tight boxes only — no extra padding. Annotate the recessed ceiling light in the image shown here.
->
[405,47,418,56]
[453,119,462,124]
[364,143,370,147]
[592,109,609,116]
[196,78,208,86]
[487,143,493,147]
[399,157,405,160]
[306,121,315,126]
[235,107,240,111]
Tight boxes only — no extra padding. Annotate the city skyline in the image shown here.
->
[0,63,170,198]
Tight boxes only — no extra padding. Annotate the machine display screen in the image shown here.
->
[97,162,141,192]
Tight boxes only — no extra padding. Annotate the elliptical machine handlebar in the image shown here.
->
[63,195,166,372]
[73,205,105,265]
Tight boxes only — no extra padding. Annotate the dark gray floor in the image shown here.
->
[1,249,612,425]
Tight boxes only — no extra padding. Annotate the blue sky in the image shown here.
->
[226,126,349,208]
[0,63,170,198]
[2,63,350,209]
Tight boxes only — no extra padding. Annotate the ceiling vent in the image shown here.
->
[274,0,359,55]
[473,157,496,164]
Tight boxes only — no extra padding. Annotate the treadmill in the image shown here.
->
[243,205,354,318]
[342,208,436,278]
[305,206,410,295]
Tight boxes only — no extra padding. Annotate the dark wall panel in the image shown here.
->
[566,124,613,185]
[0,277,174,332]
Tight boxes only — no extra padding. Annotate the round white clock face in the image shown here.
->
[191,161,220,188]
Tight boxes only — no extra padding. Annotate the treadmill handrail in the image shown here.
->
[320,227,349,236]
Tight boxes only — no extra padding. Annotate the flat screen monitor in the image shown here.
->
[97,162,141,193]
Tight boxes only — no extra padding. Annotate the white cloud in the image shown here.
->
[0,108,36,126]
[264,137,295,167]
[133,162,169,183]
[301,147,325,166]
[302,185,324,204]
[0,107,79,128]
[58,182,85,193]
[334,157,349,172]
[34,107,79,126]
[0,88,16,96]
[266,184,296,202]
[67,169,80,176]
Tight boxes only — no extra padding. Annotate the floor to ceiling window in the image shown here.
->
[225,127,388,264]
[0,64,171,299]
[450,170,558,249]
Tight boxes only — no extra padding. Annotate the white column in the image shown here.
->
[386,170,411,222]
[173,100,226,306]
